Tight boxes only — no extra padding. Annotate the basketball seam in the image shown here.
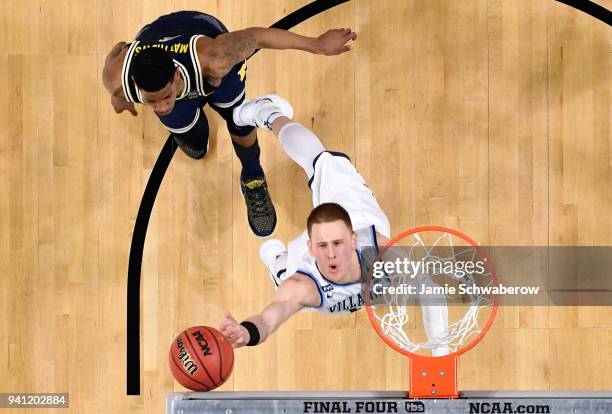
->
[204,327,226,384]
[184,331,218,387]
[169,349,210,391]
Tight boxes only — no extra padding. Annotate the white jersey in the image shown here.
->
[282,151,391,315]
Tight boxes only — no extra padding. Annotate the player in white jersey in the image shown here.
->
[219,95,448,354]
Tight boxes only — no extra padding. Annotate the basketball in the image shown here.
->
[168,326,234,391]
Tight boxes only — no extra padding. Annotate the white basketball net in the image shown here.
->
[369,231,494,355]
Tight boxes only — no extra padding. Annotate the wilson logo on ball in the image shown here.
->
[175,336,198,375]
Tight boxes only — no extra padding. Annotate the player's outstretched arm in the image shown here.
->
[219,275,320,349]
[243,27,357,55]
[199,28,357,79]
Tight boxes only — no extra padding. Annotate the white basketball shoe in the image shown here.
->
[233,94,294,130]
[259,239,288,288]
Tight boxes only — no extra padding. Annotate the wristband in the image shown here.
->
[240,321,260,346]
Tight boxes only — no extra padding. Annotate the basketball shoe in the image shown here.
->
[232,94,294,130]
[240,172,277,238]
[259,239,288,288]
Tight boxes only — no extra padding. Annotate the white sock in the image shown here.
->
[277,123,326,179]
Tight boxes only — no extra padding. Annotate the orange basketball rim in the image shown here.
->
[364,226,499,398]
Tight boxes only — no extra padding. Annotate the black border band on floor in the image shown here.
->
[126,137,176,395]
[555,0,611,26]
[126,0,350,396]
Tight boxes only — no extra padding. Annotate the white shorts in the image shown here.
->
[309,151,391,237]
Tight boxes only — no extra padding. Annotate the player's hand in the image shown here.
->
[314,28,357,56]
[219,312,250,349]
[111,95,138,116]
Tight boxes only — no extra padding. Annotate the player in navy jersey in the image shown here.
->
[102,11,356,237]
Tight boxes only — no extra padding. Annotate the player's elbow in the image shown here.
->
[222,30,257,59]
[242,27,266,48]
[208,60,232,80]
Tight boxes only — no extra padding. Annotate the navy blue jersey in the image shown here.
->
[121,11,245,105]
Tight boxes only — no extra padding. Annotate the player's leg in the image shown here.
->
[418,279,450,356]
[235,93,391,235]
[232,128,277,239]
[422,306,450,356]
[212,102,267,182]
[211,75,277,237]
[233,95,325,179]
[172,111,209,159]
[158,101,210,159]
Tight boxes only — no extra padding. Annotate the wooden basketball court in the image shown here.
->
[0,0,610,412]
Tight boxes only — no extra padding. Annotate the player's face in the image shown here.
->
[308,220,358,282]
[140,70,180,116]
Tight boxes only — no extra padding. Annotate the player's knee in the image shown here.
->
[226,122,255,137]
[211,99,254,138]
[171,110,211,159]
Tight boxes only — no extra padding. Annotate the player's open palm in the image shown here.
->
[315,28,357,55]
[219,312,249,349]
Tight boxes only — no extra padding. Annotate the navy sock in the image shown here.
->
[233,139,264,180]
